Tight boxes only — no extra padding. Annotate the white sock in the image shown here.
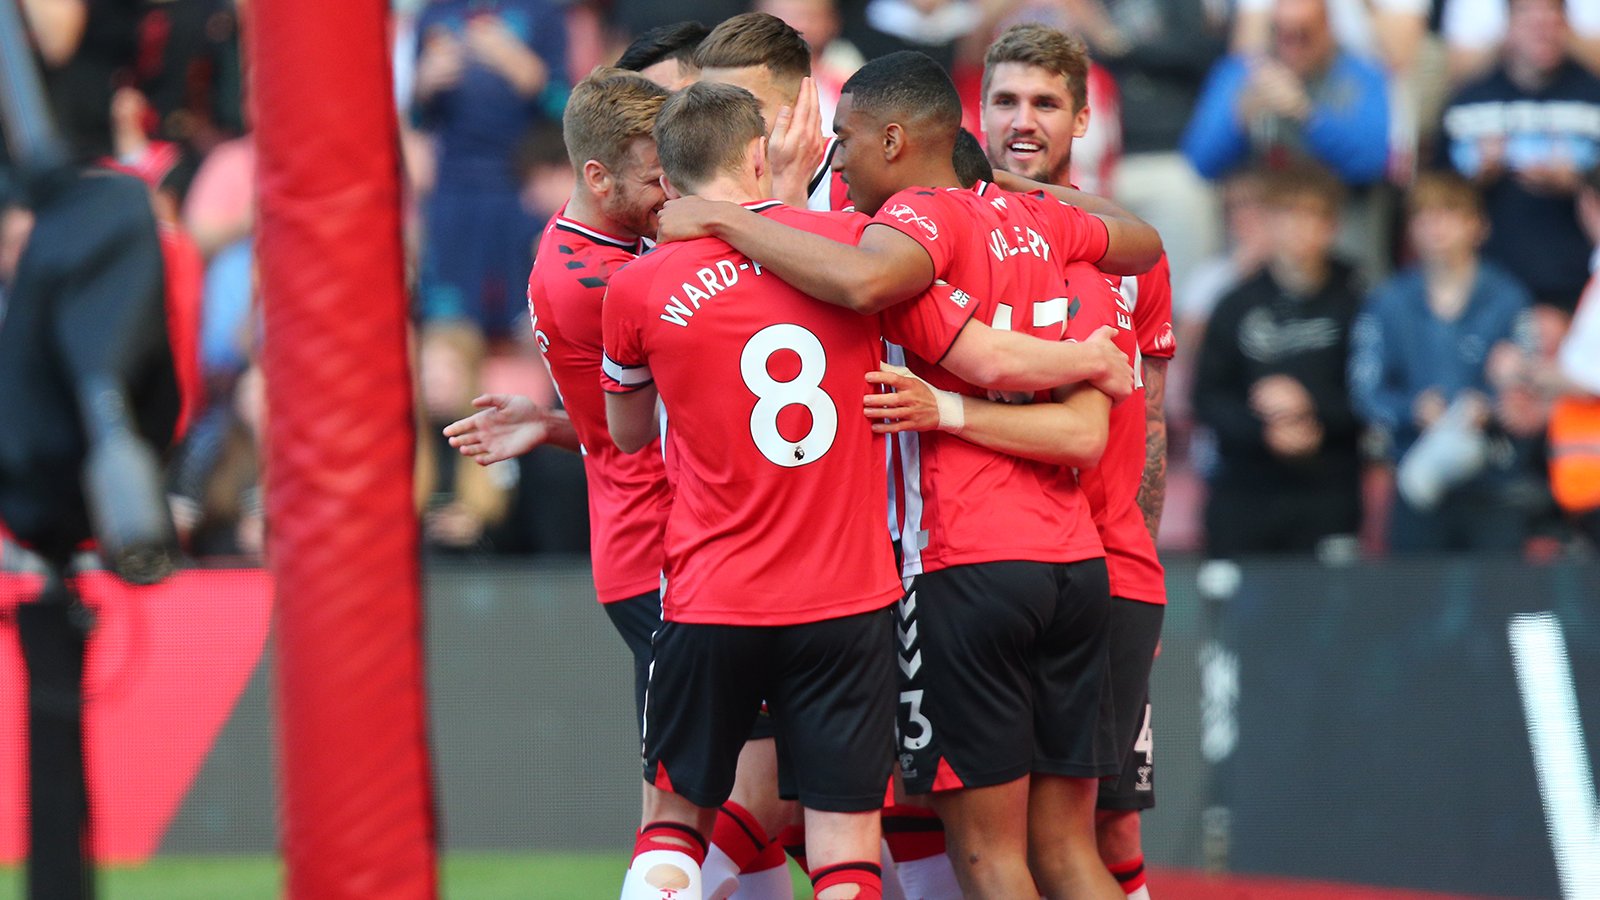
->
[700,844,741,900]
[1127,886,1151,900]
[894,852,962,900]
[621,848,704,900]
[880,838,908,900]
[728,861,793,899]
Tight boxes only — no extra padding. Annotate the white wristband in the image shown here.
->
[933,387,965,433]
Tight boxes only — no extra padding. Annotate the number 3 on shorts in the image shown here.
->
[740,323,838,467]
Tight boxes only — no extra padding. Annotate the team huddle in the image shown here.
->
[446,13,1173,900]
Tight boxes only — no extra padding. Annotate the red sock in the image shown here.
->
[1108,854,1147,895]
[811,860,883,899]
[633,820,708,866]
[747,838,788,872]
[776,823,808,874]
[711,802,773,873]
[881,803,946,862]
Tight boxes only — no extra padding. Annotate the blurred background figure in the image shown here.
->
[1349,171,1537,553]
[1182,0,1392,285]
[1438,0,1600,321]
[1440,0,1600,86]
[1543,164,1600,548]
[1193,163,1365,558]
[416,322,511,554]
[411,0,568,342]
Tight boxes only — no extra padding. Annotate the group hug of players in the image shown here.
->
[445,13,1174,900]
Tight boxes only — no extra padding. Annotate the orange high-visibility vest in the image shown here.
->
[1550,395,1600,513]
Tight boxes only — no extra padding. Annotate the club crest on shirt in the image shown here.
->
[883,203,939,240]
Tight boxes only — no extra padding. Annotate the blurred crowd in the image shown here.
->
[3,0,1600,562]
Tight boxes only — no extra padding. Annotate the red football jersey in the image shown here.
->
[529,208,671,604]
[601,201,901,627]
[1071,260,1166,605]
[869,183,1113,576]
[1124,253,1176,361]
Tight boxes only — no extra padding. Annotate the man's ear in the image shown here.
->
[660,173,682,201]
[750,135,769,184]
[1073,104,1091,140]
[883,122,905,162]
[582,159,612,196]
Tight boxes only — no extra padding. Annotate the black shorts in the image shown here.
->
[642,604,896,812]
[602,590,662,738]
[1097,598,1163,811]
[895,559,1116,794]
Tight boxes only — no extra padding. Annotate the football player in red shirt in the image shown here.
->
[447,67,671,733]
[657,51,1163,900]
[602,81,904,900]
[979,25,1174,900]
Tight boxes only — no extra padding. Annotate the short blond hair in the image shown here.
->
[562,67,671,171]
[983,24,1089,114]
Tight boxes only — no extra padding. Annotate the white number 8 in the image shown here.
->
[740,323,838,467]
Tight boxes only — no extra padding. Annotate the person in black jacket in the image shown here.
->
[1194,163,1365,557]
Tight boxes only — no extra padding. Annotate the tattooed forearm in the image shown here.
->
[1138,358,1169,541]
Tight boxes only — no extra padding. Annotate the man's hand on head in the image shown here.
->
[768,77,827,207]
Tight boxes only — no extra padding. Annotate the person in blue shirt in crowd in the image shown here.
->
[412,0,568,339]
[1349,171,1537,553]
[1179,0,1389,188]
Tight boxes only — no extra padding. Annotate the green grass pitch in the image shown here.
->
[0,853,815,899]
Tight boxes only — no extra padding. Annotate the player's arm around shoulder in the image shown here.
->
[657,197,933,314]
[865,365,1110,468]
[941,321,1134,398]
[993,170,1163,275]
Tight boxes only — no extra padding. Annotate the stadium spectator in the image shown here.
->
[844,0,986,70]
[1543,165,1600,546]
[1234,0,1435,189]
[1440,0,1600,85]
[25,0,140,161]
[1182,0,1392,283]
[608,0,743,50]
[1438,0,1600,317]
[1182,0,1390,187]
[614,19,709,89]
[416,321,510,552]
[1194,163,1365,558]
[1168,169,1276,550]
[1175,169,1274,359]
[130,0,243,160]
[1349,171,1536,552]
[1059,0,1230,289]
[411,0,568,339]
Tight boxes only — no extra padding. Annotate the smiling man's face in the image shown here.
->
[981,61,1087,187]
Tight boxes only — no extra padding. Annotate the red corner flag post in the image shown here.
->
[250,0,438,896]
